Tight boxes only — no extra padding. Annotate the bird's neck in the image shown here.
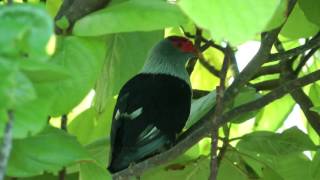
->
[140,55,190,85]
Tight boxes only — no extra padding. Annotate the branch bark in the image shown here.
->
[268,32,320,61]
[0,110,14,180]
[209,54,229,180]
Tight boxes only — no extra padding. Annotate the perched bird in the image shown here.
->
[108,36,196,173]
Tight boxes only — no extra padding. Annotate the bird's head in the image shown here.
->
[142,36,196,83]
[149,36,196,63]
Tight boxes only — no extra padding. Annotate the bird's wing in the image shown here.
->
[108,73,191,172]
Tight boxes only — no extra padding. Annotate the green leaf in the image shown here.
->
[237,127,317,155]
[0,4,53,61]
[80,138,111,180]
[46,0,63,18]
[7,126,91,177]
[94,31,162,112]
[42,36,106,116]
[0,59,36,109]
[280,4,319,39]
[142,156,209,180]
[309,83,320,106]
[230,87,261,124]
[179,0,281,44]
[264,0,288,31]
[311,150,320,180]
[310,106,320,114]
[79,163,112,180]
[185,90,216,129]
[73,1,187,36]
[0,98,52,139]
[254,95,295,131]
[19,60,70,83]
[217,151,252,180]
[21,172,78,180]
[298,0,320,27]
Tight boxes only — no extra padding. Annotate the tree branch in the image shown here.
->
[294,46,320,75]
[220,69,320,125]
[0,110,14,180]
[252,64,280,79]
[209,54,229,180]
[268,32,320,61]
[187,28,202,75]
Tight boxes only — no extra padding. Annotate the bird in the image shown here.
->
[107,36,196,173]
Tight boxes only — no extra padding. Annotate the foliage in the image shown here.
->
[0,0,319,180]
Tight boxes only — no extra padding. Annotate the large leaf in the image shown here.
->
[0,59,36,109]
[237,127,317,155]
[0,98,52,139]
[254,95,295,131]
[79,138,112,180]
[79,163,111,180]
[179,0,281,44]
[311,150,320,180]
[142,156,209,180]
[280,3,319,39]
[73,1,187,36]
[185,90,216,129]
[298,0,320,27]
[19,60,70,83]
[230,87,261,124]
[41,36,106,116]
[7,126,92,177]
[94,31,162,113]
[0,4,53,61]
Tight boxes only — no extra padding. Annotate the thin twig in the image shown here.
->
[186,28,202,75]
[226,44,239,76]
[0,110,14,180]
[294,46,320,75]
[209,55,229,180]
[198,57,220,77]
[59,114,68,180]
[252,64,281,79]
[268,32,320,61]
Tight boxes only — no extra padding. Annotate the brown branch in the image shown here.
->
[0,110,14,180]
[252,64,281,79]
[187,28,202,75]
[268,32,320,61]
[59,114,68,180]
[294,47,320,75]
[251,79,280,91]
[54,0,111,34]
[209,54,229,180]
[276,37,320,136]
[220,69,320,125]
[198,57,220,77]
[192,89,210,99]
[226,44,239,76]
[223,27,283,106]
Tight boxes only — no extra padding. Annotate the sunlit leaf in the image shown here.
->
[73,1,187,36]
[179,0,281,44]
[254,95,295,131]
[7,126,92,177]
[41,36,106,116]
[280,4,319,39]
[0,4,53,60]
[237,127,317,155]
[298,0,320,27]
